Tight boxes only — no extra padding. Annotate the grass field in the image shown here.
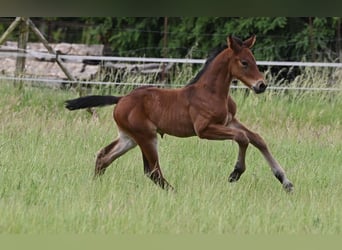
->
[0,81,341,234]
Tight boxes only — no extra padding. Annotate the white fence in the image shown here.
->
[1,50,342,67]
[0,50,341,91]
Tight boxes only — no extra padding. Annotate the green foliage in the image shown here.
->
[81,17,164,57]
[5,17,336,61]
[289,18,336,61]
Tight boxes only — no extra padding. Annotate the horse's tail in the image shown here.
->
[65,95,122,111]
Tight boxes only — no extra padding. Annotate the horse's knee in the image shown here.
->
[234,131,249,147]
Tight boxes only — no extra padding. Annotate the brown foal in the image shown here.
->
[66,35,293,192]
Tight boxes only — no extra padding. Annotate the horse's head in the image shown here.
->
[227,35,267,94]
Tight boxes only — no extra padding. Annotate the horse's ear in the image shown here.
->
[243,35,256,49]
[227,35,241,52]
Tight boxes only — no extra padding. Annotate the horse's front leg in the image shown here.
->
[229,118,294,192]
[193,119,250,184]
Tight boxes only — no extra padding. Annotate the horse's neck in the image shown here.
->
[198,50,232,97]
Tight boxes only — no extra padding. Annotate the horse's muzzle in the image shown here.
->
[253,81,267,94]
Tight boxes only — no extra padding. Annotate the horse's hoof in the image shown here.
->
[283,182,294,193]
[228,172,240,183]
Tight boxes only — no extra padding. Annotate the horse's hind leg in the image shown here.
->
[136,136,174,191]
[141,152,173,190]
[95,130,136,176]
[230,118,294,192]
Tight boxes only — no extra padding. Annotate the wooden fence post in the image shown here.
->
[26,18,77,84]
[14,17,29,88]
[0,17,21,46]
[26,18,98,118]
[0,17,98,118]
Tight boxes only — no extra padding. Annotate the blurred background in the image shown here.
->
[0,17,341,91]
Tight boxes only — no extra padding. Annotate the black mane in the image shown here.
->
[187,44,228,85]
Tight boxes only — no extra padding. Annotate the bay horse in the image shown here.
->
[65,35,293,192]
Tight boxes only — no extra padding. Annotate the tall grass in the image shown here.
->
[0,68,341,234]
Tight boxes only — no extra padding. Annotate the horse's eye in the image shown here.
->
[241,60,248,68]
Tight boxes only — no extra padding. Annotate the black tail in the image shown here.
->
[65,95,122,110]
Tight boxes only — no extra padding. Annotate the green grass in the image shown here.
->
[0,82,341,234]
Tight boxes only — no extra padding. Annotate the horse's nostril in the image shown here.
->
[253,82,267,94]
[259,82,267,91]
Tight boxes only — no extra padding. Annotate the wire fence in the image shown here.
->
[1,49,342,67]
[0,50,341,92]
[0,75,341,92]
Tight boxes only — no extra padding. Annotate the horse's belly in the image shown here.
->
[162,126,195,138]
[156,116,195,138]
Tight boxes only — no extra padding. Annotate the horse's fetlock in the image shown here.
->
[273,170,285,183]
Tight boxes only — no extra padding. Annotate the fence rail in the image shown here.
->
[0,75,341,92]
[0,50,342,68]
[0,50,341,92]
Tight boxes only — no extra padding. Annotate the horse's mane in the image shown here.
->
[187,36,245,85]
[187,44,228,85]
